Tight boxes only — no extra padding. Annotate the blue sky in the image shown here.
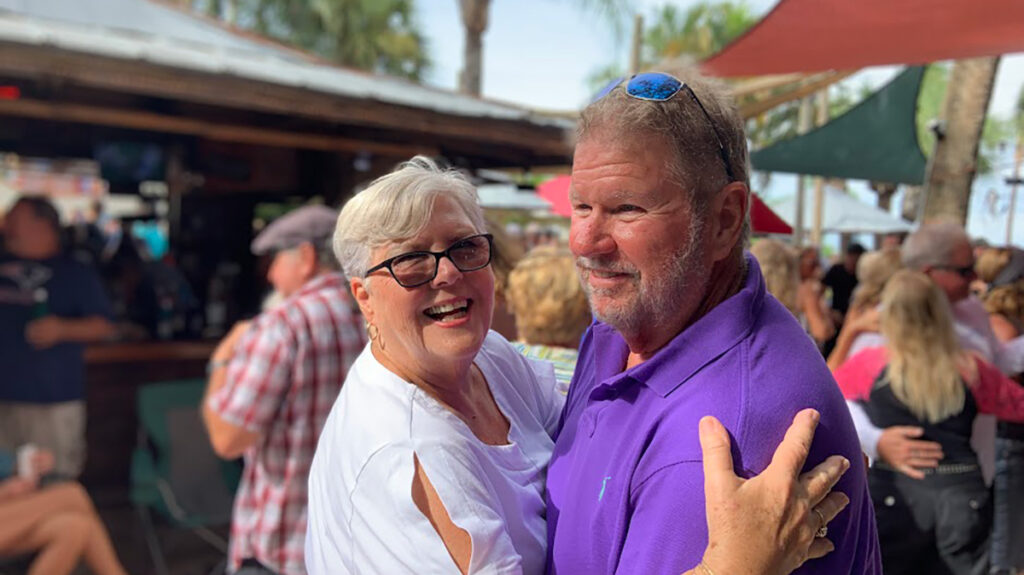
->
[416,0,1024,247]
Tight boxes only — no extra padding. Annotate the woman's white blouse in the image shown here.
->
[305,331,565,575]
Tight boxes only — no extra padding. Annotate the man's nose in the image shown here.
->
[570,215,615,258]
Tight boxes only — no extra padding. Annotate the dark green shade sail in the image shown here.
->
[751,66,927,185]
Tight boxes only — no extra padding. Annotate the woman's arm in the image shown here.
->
[412,455,473,575]
[826,306,880,372]
[969,354,1024,422]
[990,313,1020,344]
[798,281,835,344]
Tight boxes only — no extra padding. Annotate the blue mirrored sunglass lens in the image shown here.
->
[591,76,625,103]
[626,72,682,101]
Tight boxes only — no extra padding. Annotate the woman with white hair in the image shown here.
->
[305,156,850,575]
[833,270,1024,575]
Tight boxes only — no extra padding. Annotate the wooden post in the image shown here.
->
[794,97,813,245]
[811,89,829,247]
[1007,142,1022,245]
[628,15,644,76]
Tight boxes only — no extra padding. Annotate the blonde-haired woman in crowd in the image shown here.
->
[750,239,800,315]
[976,247,1024,342]
[797,246,836,346]
[505,246,591,391]
[833,270,1024,575]
[826,248,902,370]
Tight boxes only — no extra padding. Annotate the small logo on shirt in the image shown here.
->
[598,476,612,501]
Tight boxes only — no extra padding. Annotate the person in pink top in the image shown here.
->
[833,270,1024,575]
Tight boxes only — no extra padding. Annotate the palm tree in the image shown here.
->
[642,1,756,62]
[210,0,430,81]
[922,56,1001,224]
[586,1,758,97]
[457,0,625,96]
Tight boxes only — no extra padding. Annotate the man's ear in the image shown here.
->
[350,276,374,324]
[707,182,749,262]
[298,242,318,278]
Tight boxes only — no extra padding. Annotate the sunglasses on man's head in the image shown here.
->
[592,72,737,182]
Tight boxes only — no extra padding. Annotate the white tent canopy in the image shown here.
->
[773,187,913,234]
[476,184,552,211]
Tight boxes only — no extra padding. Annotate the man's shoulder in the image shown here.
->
[262,284,358,332]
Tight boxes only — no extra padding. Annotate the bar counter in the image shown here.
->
[83,340,217,490]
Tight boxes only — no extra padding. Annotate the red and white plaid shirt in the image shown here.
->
[208,273,364,575]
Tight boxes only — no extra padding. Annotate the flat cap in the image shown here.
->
[251,205,338,255]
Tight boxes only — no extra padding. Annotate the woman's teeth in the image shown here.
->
[424,300,470,321]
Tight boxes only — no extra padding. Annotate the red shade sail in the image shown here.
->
[535,175,792,235]
[702,0,1024,77]
[750,194,794,235]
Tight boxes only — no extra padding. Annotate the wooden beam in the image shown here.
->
[0,43,573,157]
[0,97,438,157]
[730,73,810,99]
[739,70,855,119]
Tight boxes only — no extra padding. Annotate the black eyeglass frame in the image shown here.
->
[364,233,494,288]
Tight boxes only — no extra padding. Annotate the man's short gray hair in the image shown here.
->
[901,222,970,271]
[333,156,486,279]
[578,66,750,215]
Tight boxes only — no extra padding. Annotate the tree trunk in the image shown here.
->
[870,181,899,247]
[902,185,923,221]
[458,0,490,96]
[923,56,1001,225]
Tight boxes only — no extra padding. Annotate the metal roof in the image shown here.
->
[0,0,573,130]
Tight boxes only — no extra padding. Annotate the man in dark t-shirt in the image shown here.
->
[0,196,114,477]
[822,242,865,318]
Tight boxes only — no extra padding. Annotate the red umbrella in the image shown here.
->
[536,175,792,235]
[536,175,573,218]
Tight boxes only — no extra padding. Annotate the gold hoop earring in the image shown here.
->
[367,323,385,351]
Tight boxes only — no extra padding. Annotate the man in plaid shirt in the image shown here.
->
[203,206,365,575]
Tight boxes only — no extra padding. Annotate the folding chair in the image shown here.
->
[131,379,242,575]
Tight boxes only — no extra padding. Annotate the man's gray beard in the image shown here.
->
[578,214,708,335]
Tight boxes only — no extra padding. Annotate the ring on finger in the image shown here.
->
[813,507,828,538]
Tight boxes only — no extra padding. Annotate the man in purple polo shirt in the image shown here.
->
[545,70,882,574]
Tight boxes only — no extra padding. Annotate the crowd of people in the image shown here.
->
[752,224,1024,575]
[0,64,1022,575]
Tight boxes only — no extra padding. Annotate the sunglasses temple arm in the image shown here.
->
[682,86,737,182]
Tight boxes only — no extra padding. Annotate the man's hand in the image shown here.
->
[212,320,252,364]
[876,426,943,479]
[699,409,850,575]
[25,316,65,349]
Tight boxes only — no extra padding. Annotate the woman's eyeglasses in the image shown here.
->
[593,72,736,182]
[365,234,494,288]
